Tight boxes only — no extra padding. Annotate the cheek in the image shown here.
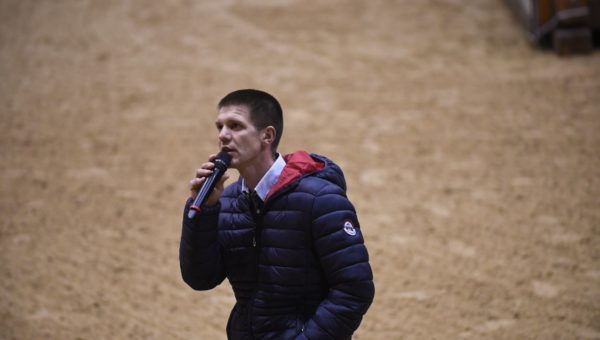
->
[241,133,261,150]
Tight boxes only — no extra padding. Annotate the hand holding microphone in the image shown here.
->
[188,151,232,219]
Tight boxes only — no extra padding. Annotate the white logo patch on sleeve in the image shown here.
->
[343,220,357,236]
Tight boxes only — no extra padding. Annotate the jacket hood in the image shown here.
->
[266,151,347,200]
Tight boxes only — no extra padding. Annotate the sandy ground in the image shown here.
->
[1,1,599,339]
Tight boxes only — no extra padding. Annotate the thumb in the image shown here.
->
[216,172,230,188]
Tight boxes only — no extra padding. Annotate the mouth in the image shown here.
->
[221,146,235,154]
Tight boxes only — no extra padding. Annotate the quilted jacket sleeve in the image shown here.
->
[179,197,226,290]
[298,186,375,339]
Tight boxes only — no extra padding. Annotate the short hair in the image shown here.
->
[218,89,283,155]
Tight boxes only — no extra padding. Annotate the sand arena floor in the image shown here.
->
[1,1,599,339]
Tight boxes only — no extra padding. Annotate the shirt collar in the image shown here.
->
[241,153,286,201]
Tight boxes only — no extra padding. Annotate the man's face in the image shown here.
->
[215,105,262,170]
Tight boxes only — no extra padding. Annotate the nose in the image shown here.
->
[218,126,231,144]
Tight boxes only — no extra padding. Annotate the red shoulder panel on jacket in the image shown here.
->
[266,151,325,201]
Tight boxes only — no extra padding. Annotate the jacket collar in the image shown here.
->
[241,153,286,202]
[265,150,325,201]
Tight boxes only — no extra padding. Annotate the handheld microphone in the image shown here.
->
[187,151,232,219]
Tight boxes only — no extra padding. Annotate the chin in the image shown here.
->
[229,159,240,169]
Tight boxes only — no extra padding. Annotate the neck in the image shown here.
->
[239,151,275,191]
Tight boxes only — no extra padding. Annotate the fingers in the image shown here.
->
[196,165,214,178]
[189,177,205,199]
[195,155,218,178]
[189,154,224,199]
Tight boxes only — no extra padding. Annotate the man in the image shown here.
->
[180,89,374,339]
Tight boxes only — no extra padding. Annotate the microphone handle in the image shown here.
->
[187,167,224,219]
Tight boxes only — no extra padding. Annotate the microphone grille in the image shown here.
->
[215,150,232,168]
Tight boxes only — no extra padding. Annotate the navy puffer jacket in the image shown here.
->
[180,151,374,339]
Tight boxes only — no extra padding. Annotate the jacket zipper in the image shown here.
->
[247,184,298,336]
[249,201,263,338]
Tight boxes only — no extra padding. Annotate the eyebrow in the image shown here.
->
[215,115,244,126]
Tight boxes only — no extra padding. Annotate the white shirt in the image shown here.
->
[241,154,286,201]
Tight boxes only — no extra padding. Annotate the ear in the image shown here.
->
[261,126,276,145]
